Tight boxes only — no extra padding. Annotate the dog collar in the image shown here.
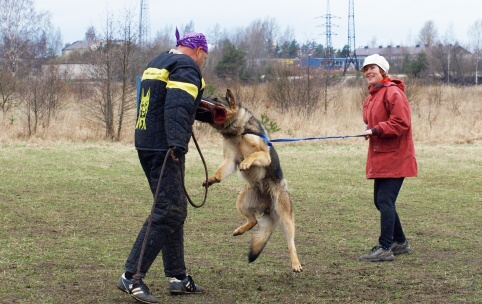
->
[242,132,272,146]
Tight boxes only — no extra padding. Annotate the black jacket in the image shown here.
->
[135,50,205,155]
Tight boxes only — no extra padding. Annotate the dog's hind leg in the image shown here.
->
[276,190,303,272]
[233,185,258,236]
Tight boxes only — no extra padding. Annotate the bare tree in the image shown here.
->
[425,85,444,130]
[17,65,68,135]
[85,26,97,43]
[427,36,470,84]
[418,20,438,47]
[403,78,423,118]
[239,19,277,80]
[266,62,324,114]
[468,19,482,85]
[46,27,63,58]
[427,43,451,83]
[83,8,139,141]
[436,26,471,84]
[180,20,196,36]
[0,0,50,75]
[42,64,68,127]
[21,75,47,136]
[320,69,339,115]
[0,64,20,118]
[203,23,225,77]
[113,7,140,141]
[140,25,175,69]
[86,10,116,140]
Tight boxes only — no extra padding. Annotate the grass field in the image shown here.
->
[1,140,481,303]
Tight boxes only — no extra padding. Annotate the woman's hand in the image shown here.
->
[364,127,373,140]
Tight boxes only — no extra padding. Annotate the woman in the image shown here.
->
[359,54,418,262]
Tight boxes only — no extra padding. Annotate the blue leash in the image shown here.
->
[256,134,366,146]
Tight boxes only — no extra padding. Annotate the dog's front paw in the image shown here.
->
[202,176,220,187]
[239,159,253,171]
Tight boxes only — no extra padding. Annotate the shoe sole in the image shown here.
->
[169,289,204,295]
[392,248,411,255]
[359,256,395,262]
[131,295,160,304]
[117,284,129,294]
[170,290,204,295]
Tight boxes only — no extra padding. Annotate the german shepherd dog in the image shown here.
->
[202,89,303,272]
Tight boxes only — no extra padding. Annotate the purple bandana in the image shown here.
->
[175,27,208,54]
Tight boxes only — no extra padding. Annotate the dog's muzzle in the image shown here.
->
[195,98,227,125]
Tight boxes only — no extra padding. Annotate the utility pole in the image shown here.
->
[447,44,451,85]
[139,0,151,46]
[317,0,339,69]
[343,0,359,75]
[476,54,479,85]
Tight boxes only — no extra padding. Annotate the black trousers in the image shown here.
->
[373,178,407,249]
[124,150,187,278]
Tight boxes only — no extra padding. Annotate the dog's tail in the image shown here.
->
[248,212,277,263]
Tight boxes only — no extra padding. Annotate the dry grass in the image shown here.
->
[1,141,481,303]
[1,82,481,303]
[1,84,481,146]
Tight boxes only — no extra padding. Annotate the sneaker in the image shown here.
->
[391,240,411,255]
[117,274,160,304]
[359,244,395,262]
[117,274,131,294]
[169,275,205,295]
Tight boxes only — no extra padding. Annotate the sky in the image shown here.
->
[36,0,481,51]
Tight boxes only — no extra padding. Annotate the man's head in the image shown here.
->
[175,28,208,67]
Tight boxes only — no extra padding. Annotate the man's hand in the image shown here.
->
[170,147,182,162]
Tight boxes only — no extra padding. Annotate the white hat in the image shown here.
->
[361,54,389,73]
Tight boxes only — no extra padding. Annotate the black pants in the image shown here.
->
[374,178,406,249]
[124,150,187,278]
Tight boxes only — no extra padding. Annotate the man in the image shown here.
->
[117,28,208,303]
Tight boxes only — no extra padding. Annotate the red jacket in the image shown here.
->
[362,79,418,179]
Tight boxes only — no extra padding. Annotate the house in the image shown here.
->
[355,44,471,64]
[62,40,104,56]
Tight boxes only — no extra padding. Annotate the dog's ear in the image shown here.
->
[226,89,236,110]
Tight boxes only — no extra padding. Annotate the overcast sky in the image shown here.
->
[36,0,481,50]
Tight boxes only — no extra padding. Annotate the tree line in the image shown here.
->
[1,0,481,141]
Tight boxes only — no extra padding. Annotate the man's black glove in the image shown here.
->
[170,147,184,161]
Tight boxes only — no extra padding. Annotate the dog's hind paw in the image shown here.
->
[292,263,303,272]
[233,228,244,236]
